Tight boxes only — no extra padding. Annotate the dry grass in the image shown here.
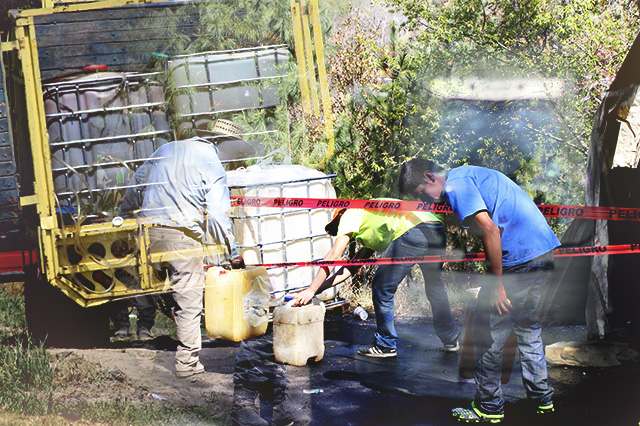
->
[338,264,480,323]
[0,282,24,298]
[0,409,111,426]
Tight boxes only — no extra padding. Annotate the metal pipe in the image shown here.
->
[49,129,171,147]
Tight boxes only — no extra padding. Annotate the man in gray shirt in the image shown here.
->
[121,137,244,377]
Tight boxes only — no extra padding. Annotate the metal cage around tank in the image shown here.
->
[227,166,340,301]
[167,45,290,139]
[42,71,172,219]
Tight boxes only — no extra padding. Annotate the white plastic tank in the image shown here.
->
[273,298,326,366]
[43,71,171,217]
[226,164,336,297]
[168,45,289,138]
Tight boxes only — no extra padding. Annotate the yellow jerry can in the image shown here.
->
[204,266,271,342]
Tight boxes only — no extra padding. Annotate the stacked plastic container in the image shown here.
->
[43,71,171,217]
[168,45,289,138]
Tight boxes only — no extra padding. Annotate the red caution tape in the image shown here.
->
[244,243,640,269]
[231,196,452,213]
[537,205,640,221]
[231,196,640,221]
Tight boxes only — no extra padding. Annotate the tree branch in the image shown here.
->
[526,124,589,155]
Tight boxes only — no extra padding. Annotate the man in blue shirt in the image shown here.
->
[399,158,559,424]
[121,137,244,377]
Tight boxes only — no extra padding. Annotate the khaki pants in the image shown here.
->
[148,227,205,373]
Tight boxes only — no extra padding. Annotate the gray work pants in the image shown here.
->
[148,227,205,373]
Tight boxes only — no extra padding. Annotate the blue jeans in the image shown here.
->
[473,253,555,414]
[372,223,459,349]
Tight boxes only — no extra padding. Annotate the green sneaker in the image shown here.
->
[451,401,504,424]
[536,403,554,414]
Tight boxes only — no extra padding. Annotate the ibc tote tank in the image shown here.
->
[226,164,336,297]
[167,46,289,139]
[43,71,171,217]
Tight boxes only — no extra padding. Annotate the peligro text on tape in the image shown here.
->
[231,196,640,221]
[232,196,449,213]
[537,205,640,220]
[235,243,640,270]
[538,205,584,218]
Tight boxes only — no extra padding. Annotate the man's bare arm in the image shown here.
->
[472,211,511,315]
[291,235,351,306]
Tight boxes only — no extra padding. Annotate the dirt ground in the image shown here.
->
[6,304,640,426]
[13,272,639,426]
[44,332,331,425]
[40,318,640,426]
[48,348,235,413]
[4,267,477,425]
[48,343,239,422]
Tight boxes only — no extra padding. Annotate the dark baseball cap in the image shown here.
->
[325,208,347,236]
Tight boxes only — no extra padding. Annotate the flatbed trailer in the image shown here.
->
[0,0,334,346]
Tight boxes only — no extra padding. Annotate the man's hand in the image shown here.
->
[291,288,315,307]
[488,281,512,315]
[230,255,245,270]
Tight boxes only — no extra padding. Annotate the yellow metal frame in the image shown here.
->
[51,220,158,307]
[51,219,224,307]
[12,18,59,283]
[290,0,334,163]
[37,0,188,14]
[6,0,198,307]
[4,0,334,306]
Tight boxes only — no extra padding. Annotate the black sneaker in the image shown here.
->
[137,328,154,340]
[358,344,397,358]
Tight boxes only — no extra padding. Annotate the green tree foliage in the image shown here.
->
[142,0,294,55]
[321,0,639,212]
[192,0,293,52]
[381,0,639,202]
[320,16,421,198]
[315,1,638,274]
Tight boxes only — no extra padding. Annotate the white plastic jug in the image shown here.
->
[273,298,326,366]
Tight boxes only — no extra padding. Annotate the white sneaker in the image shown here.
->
[443,340,460,352]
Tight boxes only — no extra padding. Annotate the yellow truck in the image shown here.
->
[0,0,333,347]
